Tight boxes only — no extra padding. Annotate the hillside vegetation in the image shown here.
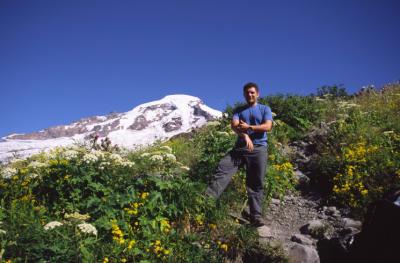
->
[0,83,399,262]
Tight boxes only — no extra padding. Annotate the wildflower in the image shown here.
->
[160,219,171,233]
[220,243,228,252]
[128,239,136,249]
[109,153,123,163]
[92,150,105,159]
[111,220,125,245]
[121,259,127,263]
[209,223,217,230]
[163,153,176,162]
[83,153,98,164]
[149,154,163,163]
[140,192,149,199]
[102,257,109,263]
[28,161,47,169]
[77,223,98,236]
[1,167,17,179]
[63,150,79,160]
[121,161,135,168]
[140,152,151,158]
[0,229,6,235]
[44,221,64,230]
[64,212,91,222]
[180,165,190,171]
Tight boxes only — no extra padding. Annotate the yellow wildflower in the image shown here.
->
[140,192,149,199]
[128,240,136,249]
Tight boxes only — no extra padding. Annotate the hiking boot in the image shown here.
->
[250,217,266,227]
[241,207,251,221]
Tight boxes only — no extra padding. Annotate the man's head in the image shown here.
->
[243,82,260,105]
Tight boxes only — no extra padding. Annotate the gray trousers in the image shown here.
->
[206,144,268,219]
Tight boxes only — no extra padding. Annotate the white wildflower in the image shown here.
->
[109,153,123,163]
[140,152,151,158]
[149,154,163,163]
[99,161,110,170]
[92,150,105,159]
[83,153,98,164]
[180,166,190,171]
[28,161,47,169]
[160,146,172,153]
[77,223,98,236]
[163,153,176,162]
[44,221,64,230]
[1,167,17,179]
[63,150,79,160]
[28,173,39,179]
[121,161,135,168]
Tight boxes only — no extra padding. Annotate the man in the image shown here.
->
[206,82,273,227]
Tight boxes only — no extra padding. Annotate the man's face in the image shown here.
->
[243,87,259,105]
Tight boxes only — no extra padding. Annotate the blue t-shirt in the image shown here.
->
[232,104,273,146]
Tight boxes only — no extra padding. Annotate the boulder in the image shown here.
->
[301,220,327,239]
[291,234,314,246]
[288,243,320,263]
[341,218,362,230]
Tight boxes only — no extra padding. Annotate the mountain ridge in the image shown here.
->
[0,94,222,161]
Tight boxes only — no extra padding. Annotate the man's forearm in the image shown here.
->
[248,123,272,132]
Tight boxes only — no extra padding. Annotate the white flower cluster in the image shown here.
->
[149,154,163,163]
[63,150,79,160]
[92,150,105,159]
[109,153,123,163]
[44,221,64,230]
[77,223,98,236]
[83,153,99,164]
[163,153,176,162]
[28,161,47,169]
[1,167,17,179]
[140,152,151,158]
[99,161,111,170]
[121,160,135,168]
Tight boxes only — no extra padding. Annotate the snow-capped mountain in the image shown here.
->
[0,94,222,161]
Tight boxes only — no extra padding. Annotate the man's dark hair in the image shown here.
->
[243,82,259,93]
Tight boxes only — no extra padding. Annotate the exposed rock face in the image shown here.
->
[129,116,150,130]
[163,117,183,132]
[0,94,222,161]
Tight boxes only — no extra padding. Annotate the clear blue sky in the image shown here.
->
[1,0,399,137]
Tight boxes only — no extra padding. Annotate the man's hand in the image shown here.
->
[243,134,254,152]
[238,120,250,132]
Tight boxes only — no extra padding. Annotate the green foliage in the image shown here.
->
[313,84,400,215]
[260,94,324,141]
[317,84,349,98]
[0,138,282,262]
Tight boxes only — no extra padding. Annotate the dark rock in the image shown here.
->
[129,115,150,130]
[163,117,183,132]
